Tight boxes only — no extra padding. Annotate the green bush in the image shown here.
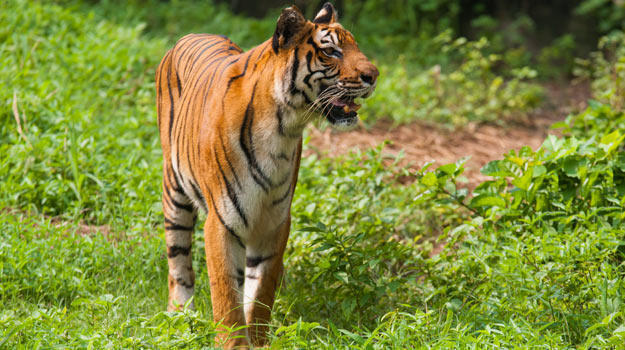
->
[410,102,625,346]
[59,0,276,48]
[277,146,462,330]
[576,0,625,34]
[576,31,625,110]
[537,34,577,79]
[555,99,625,138]
[343,0,459,35]
[360,32,544,126]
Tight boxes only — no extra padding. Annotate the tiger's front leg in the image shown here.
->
[204,210,249,348]
[244,217,291,347]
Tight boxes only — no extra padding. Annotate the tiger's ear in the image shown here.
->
[313,2,337,24]
[272,5,307,54]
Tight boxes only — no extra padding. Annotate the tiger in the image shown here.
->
[155,3,378,348]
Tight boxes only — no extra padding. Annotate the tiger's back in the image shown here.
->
[156,33,243,210]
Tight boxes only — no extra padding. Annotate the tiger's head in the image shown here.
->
[272,3,379,128]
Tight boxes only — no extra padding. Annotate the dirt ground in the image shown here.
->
[307,82,590,187]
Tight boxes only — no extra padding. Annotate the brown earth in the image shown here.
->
[307,82,590,187]
[2,207,113,239]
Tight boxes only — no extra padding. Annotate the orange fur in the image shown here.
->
[155,3,377,348]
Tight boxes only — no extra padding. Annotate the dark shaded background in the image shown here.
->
[215,0,617,51]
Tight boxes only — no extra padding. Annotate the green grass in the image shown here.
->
[0,0,164,228]
[1,0,624,348]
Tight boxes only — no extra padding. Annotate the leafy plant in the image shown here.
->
[537,34,577,79]
[576,0,625,34]
[279,146,461,330]
[413,101,625,346]
[576,31,625,110]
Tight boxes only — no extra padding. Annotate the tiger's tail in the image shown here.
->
[156,47,198,311]
[156,48,183,152]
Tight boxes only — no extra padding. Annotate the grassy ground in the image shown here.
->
[1,0,624,348]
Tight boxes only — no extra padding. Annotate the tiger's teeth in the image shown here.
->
[343,105,350,113]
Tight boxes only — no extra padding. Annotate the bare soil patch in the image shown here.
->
[2,207,113,239]
[307,82,590,187]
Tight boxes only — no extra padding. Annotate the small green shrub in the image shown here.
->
[555,99,625,138]
[537,34,577,79]
[576,0,625,34]
[576,30,625,110]
[61,0,276,48]
[278,146,462,330]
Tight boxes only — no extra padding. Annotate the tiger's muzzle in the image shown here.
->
[325,82,377,126]
[325,61,378,126]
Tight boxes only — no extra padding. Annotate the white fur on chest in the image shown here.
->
[219,112,300,242]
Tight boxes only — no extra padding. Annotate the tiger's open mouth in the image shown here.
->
[325,96,361,125]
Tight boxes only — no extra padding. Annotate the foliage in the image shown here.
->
[58,0,277,48]
[278,146,461,330]
[576,30,625,111]
[0,212,223,348]
[0,0,164,227]
[576,0,625,34]
[472,14,580,79]
[412,101,625,347]
[359,32,543,126]
[556,99,625,138]
[344,0,459,33]
[536,34,578,79]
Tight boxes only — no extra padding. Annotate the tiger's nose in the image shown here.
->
[359,65,379,85]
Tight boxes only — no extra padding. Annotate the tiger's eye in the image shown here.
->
[322,47,341,58]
